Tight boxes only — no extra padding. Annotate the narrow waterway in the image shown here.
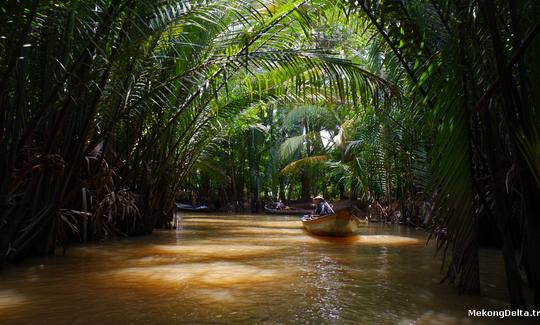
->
[0,214,525,324]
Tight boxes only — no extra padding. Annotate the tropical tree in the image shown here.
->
[278,105,337,200]
[344,0,540,308]
[0,0,392,265]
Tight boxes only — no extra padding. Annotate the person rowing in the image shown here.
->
[311,195,334,217]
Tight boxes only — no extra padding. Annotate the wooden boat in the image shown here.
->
[264,203,312,215]
[175,202,210,211]
[301,208,361,236]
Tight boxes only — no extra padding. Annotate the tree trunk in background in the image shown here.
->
[286,182,293,201]
[349,181,357,202]
[279,176,286,201]
[300,172,310,202]
[339,182,346,200]
[200,173,210,202]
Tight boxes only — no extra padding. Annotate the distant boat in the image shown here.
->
[301,208,361,236]
[264,203,312,215]
[175,202,210,211]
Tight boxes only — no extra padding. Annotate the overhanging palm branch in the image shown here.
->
[281,155,329,175]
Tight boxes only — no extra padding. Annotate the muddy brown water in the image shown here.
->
[0,214,531,324]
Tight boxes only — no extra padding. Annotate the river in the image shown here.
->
[0,214,528,324]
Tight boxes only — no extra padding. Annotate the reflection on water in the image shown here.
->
[0,214,528,324]
[0,290,27,310]
[108,262,286,288]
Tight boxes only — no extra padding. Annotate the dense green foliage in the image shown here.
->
[1,0,539,310]
[178,0,540,309]
[350,1,540,309]
[0,0,390,259]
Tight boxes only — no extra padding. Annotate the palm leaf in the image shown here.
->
[280,154,329,175]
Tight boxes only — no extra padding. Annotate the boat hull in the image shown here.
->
[175,203,210,211]
[301,209,359,236]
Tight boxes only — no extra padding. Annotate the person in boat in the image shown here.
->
[312,195,334,217]
[276,199,285,210]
